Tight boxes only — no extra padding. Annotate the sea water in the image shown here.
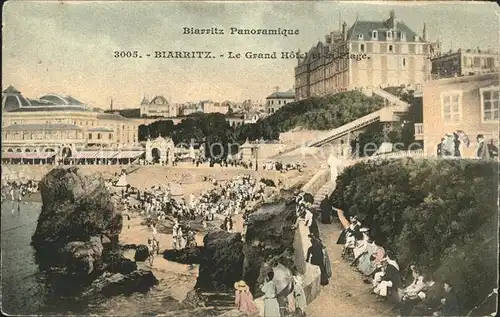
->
[1,201,46,315]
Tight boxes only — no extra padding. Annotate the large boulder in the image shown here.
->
[163,246,203,264]
[134,244,149,262]
[195,230,244,292]
[32,167,122,268]
[242,201,298,295]
[61,236,104,275]
[85,269,159,298]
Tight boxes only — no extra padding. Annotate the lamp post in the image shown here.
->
[255,141,259,171]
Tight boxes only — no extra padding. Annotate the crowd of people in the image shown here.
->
[294,192,332,286]
[112,173,272,252]
[331,207,460,316]
[1,180,39,206]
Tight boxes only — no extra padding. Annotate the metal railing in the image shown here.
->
[308,110,382,147]
[371,87,410,109]
[346,149,425,165]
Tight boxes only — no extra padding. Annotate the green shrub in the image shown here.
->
[330,158,498,315]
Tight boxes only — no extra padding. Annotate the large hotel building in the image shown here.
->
[295,10,439,100]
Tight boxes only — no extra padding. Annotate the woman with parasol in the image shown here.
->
[234,280,259,316]
[260,270,281,317]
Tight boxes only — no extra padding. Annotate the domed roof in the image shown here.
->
[2,86,32,111]
[39,93,84,105]
[3,85,21,94]
[150,95,169,105]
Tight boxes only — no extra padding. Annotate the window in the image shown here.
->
[360,44,365,52]
[97,133,101,140]
[480,87,499,122]
[441,92,462,123]
[109,133,112,140]
[387,30,393,40]
[402,57,406,68]
[388,44,394,53]
[372,30,378,40]
[400,32,406,41]
[357,34,364,40]
[88,133,92,140]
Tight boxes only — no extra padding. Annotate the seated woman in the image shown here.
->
[398,266,426,315]
[358,240,385,276]
[410,273,443,316]
[351,228,370,266]
[373,259,402,300]
[431,282,459,317]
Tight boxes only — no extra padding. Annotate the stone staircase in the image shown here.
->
[311,180,336,211]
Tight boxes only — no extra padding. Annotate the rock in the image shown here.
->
[118,259,138,275]
[32,167,122,271]
[134,244,149,262]
[260,178,276,187]
[195,230,244,292]
[242,201,298,295]
[163,247,203,264]
[61,236,104,275]
[86,269,159,298]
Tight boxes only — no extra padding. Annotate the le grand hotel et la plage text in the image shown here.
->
[113,26,368,61]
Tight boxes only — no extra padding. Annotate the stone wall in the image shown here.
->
[252,169,328,316]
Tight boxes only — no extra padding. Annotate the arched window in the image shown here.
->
[400,32,406,41]
[387,30,393,40]
[372,30,378,39]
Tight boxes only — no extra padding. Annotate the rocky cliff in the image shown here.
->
[242,201,298,295]
[31,167,158,298]
[195,230,244,292]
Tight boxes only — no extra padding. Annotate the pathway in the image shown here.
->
[306,221,396,317]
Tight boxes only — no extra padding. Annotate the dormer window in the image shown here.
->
[400,32,406,41]
[372,30,378,40]
[357,34,364,40]
[387,30,393,40]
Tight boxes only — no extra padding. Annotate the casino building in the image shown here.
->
[1,86,144,164]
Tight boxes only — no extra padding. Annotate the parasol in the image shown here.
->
[272,263,294,297]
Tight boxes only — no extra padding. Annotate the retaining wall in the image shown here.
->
[253,168,328,316]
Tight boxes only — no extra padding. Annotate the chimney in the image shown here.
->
[274,86,279,93]
[342,21,347,41]
[422,23,427,41]
[388,10,395,29]
[110,97,113,111]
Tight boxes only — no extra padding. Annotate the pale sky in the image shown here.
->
[2,1,499,109]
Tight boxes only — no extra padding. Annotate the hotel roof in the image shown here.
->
[266,91,295,99]
[347,20,419,42]
[3,123,83,131]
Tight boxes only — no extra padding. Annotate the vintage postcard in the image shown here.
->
[1,1,498,316]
